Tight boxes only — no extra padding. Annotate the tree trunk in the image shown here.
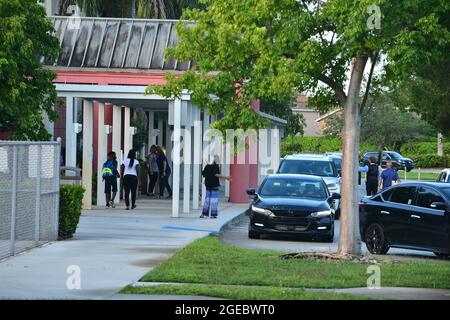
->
[338,56,368,256]
[438,132,444,157]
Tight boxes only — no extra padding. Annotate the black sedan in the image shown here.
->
[246,174,341,242]
[359,182,450,257]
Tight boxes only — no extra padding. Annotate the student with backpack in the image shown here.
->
[358,156,381,196]
[102,151,120,208]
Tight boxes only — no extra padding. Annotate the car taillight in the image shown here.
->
[358,202,364,209]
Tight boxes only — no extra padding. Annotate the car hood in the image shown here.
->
[322,177,341,186]
[255,197,330,212]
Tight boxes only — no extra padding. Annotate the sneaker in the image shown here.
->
[126,207,130,210]
[199,214,208,218]
[131,204,137,210]
[110,201,115,208]
[106,203,110,208]
[211,216,217,219]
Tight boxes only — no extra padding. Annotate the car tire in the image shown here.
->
[248,230,260,239]
[365,223,389,255]
[433,252,450,259]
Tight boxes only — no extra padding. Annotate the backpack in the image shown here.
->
[102,160,115,177]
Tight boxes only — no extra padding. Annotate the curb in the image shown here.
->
[218,209,248,237]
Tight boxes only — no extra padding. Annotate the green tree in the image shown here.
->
[260,97,305,136]
[147,0,450,255]
[0,0,61,140]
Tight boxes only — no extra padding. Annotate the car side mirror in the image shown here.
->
[330,193,341,200]
[246,188,256,196]
[337,169,342,176]
[430,202,447,210]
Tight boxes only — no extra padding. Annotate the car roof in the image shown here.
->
[268,174,324,182]
[389,181,450,188]
[283,154,333,161]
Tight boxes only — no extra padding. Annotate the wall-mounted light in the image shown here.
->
[151,129,161,137]
[74,123,82,134]
[105,125,112,135]
[130,126,137,135]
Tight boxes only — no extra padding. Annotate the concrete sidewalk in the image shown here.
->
[0,198,247,300]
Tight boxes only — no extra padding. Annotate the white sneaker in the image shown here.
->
[110,201,115,208]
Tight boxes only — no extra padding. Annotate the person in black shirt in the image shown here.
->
[201,156,231,218]
[359,156,381,196]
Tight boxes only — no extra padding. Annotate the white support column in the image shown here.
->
[82,100,93,210]
[183,103,192,214]
[96,102,107,206]
[172,99,182,217]
[123,106,131,153]
[148,111,156,147]
[65,96,77,170]
[165,115,172,163]
[112,105,122,205]
[224,138,231,197]
[201,112,210,205]
[157,115,163,146]
[192,107,202,210]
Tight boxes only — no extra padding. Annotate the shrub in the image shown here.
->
[59,184,85,240]
[408,155,450,169]
[400,141,450,156]
[281,136,375,156]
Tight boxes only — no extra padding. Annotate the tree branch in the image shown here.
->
[361,52,379,112]
[318,74,347,105]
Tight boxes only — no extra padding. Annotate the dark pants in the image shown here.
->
[159,173,172,197]
[123,174,138,207]
[366,182,378,196]
[148,172,159,194]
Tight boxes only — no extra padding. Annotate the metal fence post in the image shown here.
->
[35,145,42,243]
[54,140,61,240]
[10,147,18,256]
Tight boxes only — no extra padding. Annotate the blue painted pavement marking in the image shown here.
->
[161,225,218,234]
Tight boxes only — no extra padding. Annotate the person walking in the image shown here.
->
[201,156,232,218]
[379,161,400,191]
[359,156,381,196]
[156,146,172,199]
[102,151,120,208]
[121,150,139,210]
[146,145,159,196]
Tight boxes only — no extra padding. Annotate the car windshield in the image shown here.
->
[279,160,336,177]
[387,152,402,160]
[332,158,342,170]
[260,178,328,199]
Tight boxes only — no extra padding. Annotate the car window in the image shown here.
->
[389,186,416,205]
[439,172,447,182]
[332,158,342,170]
[278,160,336,177]
[387,152,402,160]
[416,187,445,209]
[381,188,394,201]
[259,178,328,199]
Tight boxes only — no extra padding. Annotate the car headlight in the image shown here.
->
[311,210,332,217]
[327,183,338,191]
[251,205,274,216]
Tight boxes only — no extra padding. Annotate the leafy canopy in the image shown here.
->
[0,0,61,140]
[147,0,449,133]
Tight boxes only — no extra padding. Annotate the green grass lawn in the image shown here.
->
[122,284,371,300]
[362,171,438,181]
[128,235,450,299]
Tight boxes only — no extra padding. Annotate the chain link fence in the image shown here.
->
[0,141,60,260]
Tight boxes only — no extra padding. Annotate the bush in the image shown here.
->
[401,141,450,156]
[281,136,375,156]
[408,155,450,169]
[59,184,85,240]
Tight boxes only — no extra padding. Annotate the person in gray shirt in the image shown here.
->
[146,145,159,196]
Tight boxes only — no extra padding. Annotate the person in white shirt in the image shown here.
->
[120,149,140,210]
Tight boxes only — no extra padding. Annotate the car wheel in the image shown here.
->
[433,252,450,259]
[248,230,260,239]
[365,223,389,254]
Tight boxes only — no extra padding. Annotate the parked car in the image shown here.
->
[359,182,450,257]
[277,154,341,218]
[325,152,342,175]
[437,169,450,183]
[360,151,414,172]
[247,174,340,242]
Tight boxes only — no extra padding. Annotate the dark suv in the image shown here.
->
[360,151,414,172]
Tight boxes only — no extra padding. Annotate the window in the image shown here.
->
[438,172,447,183]
[278,160,336,177]
[381,188,394,201]
[260,178,328,199]
[416,187,445,209]
[389,187,416,205]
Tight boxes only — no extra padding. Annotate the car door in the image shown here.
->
[409,186,448,250]
[380,186,416,245]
